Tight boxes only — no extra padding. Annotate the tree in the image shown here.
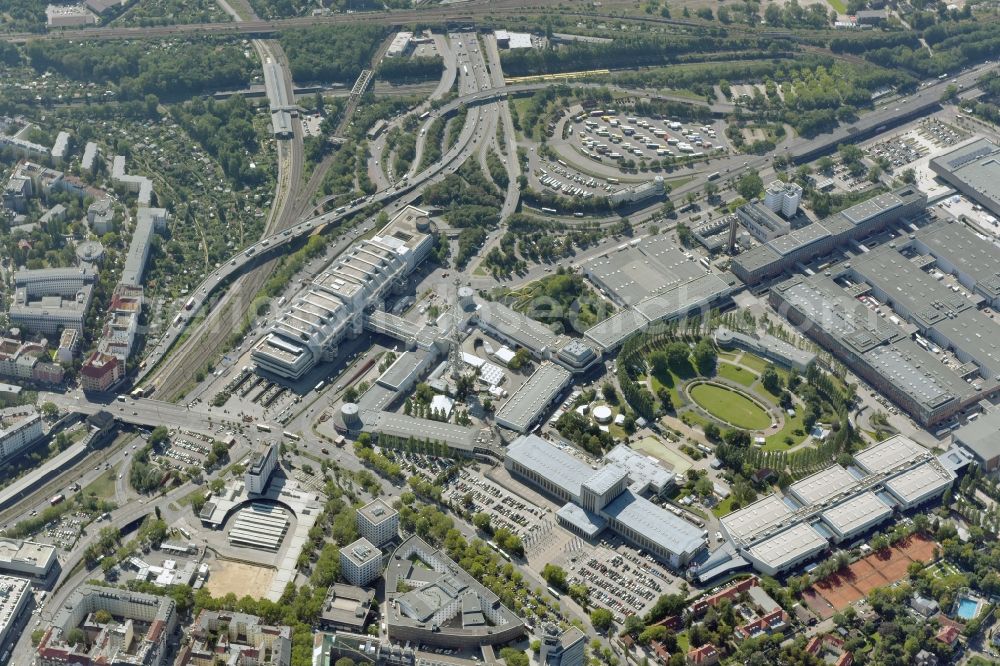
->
[736,170,764,200]
[591,608,615,632]
[665,342,691,373]
[93,609,113,624]
[542,563,567,590]
[499,648,529,666]
[602,382,619,405]
[66,628,86,646]
[693,338,717,376]
[761,365,782,395]
[508,347,532,371]
[40,402,58,419]
[646,593,687,622]
[343,387,359,403]
[472,512,492,532]
[704,422,721,442]
[149,426,169,447]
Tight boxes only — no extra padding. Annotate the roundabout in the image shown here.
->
[687,381,772,430]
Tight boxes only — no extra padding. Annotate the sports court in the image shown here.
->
[804,534,937,618]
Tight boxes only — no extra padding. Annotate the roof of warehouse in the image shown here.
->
[953,409,1000,463]
[863,339,980,412]
[916,220,1000,299]
[505,434,593,501]
[846,244,974,327]
[602,489,706,558]
[720,494,791,542]
[496,362,571,432]
[853,434,927,473]
[885,462,954,505]
[584,308,649,351]
[773,274,903,354]
[930,308,1000,379]
[372,411,478,451]
[789,465,857,505]
[820,491,892,536]
[746,523,827,572]
[476,301,561,354]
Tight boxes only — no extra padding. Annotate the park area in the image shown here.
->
[802,534,937,619]
[688,382,771,430]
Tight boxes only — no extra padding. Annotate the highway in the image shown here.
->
[133,58,996,393]
[135,32,500,390]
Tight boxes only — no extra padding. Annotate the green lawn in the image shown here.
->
[633,436,691,474]
[712,494,737,517]
[717,363,757,387]
[676,632,690,653]
[83,469,118,501]
[763,408,808,451]
[826,0,847,12]
[690,384,771,430]
[737,353,770,373]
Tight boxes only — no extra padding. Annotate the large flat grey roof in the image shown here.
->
[930,137,1000,214]
[929,308,1000,379]
[788,465,857,505]
[372,411,479,451]
[853,434,927,474]
[733,243,782,274]
[745,523,827,572]
[720,494,791,543]
[632,272,736,323]
[820,491,892,537]
[476,301,561,355]
[584,308,648,351]
[863,339,978,412]
[773,274,903,354]
[916,220,1000,300]
[769,222,830,257]
[841,191,903,226]
[845,244,974,328]
[496,362,570,432]
[884,462,954,506]
[584,234,707,305]
[953,408,1000,463]
[602,489,706,559]
[505,434,593,501]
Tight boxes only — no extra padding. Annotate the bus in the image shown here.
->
[541,207,557,214]
[419,111,431,120]
[255,423,272,432]
[50,494,65,506]
[707,172,721,181]
[130,387,145,399]
[546,586,561,599]
[314,380,326,392]
[606,177,619,184]
[184,297,195,310]
[557,159,567,167]
[283,431,301,441]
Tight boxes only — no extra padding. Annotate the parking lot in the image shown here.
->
[570,111,726,165]
[565,540,684,621]
[444,468,547,538]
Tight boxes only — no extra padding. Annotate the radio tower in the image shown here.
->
[449,277,464,379]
